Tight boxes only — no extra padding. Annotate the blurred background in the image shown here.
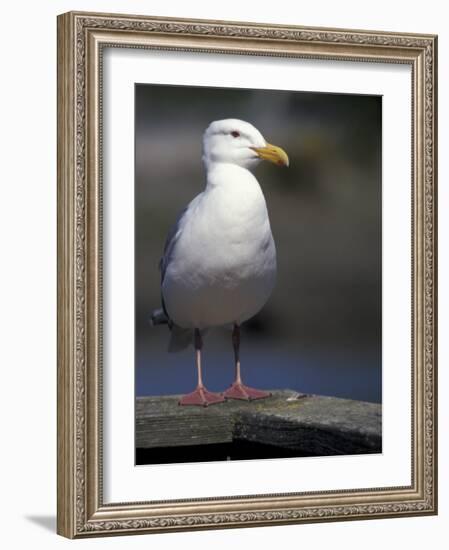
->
[135,84,382,404]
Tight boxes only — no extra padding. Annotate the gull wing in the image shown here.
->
[159,193,201,284]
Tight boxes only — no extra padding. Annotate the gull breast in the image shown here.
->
[162,166,277,329]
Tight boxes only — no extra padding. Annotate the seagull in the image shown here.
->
[151,119,289,406]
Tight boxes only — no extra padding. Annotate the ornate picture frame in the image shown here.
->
[57,11,437,538]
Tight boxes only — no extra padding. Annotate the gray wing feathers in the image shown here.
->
[159,195,200,284]
[151,195,201,353]
[159,207,185,284]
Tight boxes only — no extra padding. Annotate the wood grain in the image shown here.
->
[136,390,381,455]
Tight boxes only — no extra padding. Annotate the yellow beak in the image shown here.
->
[251,142,289,167]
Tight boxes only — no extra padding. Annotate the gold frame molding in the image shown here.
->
[57,11,438,538]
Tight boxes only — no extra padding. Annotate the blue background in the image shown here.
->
[134,84,382,403]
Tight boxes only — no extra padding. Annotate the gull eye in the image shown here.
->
[231,131,240,138]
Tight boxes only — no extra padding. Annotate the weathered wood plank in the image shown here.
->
[136,389,381,456]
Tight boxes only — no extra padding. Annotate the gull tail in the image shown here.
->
[167,326,193,353]
[150,308,169,326]
[150,308,192,352]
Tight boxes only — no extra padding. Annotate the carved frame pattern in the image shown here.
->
[57,11,437,538]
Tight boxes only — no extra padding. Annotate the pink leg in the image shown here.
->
[179,329,225,407]
[223,325,272,401]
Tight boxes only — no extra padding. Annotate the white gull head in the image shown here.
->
[202,118,289,171]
